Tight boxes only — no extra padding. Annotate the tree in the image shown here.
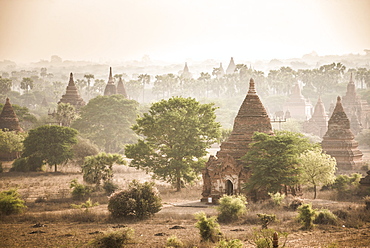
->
[299,148,337,199]
[20,77,33,93]
[125,97,221,191]
[0,77,12,95]
[84,74,94,100]
[0,130,26,160]
[242,131,316,199]
[138,74,150,102]
[82,153,125,188]
[72,95,138,153]
[22,125,78,172]
[54,103,79,127]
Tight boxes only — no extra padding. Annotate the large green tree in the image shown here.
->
[125,97,221,191]
[299,148,337,199]
[72,95,138,153]
[242,131,316,199]
[0,130,26,160]
[22,125,78,172]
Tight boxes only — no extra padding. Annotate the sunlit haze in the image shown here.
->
[1,0,369,63]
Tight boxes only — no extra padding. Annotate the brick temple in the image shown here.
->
[283,83,312,120]
[58,73,86,109]
[104,67,117,96]
[321,96,363,170]
[201,78,274,202]
[303,96,328,138]
[0,98,23,132]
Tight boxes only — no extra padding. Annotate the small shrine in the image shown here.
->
[0,98,23,132]
[226,57,236,74]
[58,73,86,109]
[104,67,117,96]
[202,78,274,202]
[116,77,128,98]
[321,96,363,170]
[283,83,312,120]
[303,96,328,138]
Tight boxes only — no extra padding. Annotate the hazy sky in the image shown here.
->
[0,0,369,63]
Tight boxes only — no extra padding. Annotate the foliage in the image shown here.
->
[22,125,78,172]
[314,209,338,225]
[194,211,222,243]
[356,129,370,147]
[0,189,27,215]
[89,228,134,248]
[70,179,92,200]
[103,181,119,196]
[268,192,285,206]
[325,173,362,199]
[257,213,276,229]
[0,77,12,94]
[166,235,184,248]
[0,129,26,160]
[0,103,37,131]
[72,95,138,152]
[125,97,221,191]
[108,180,162,219]
[363,196,370,210]
[297,204,316,230]
[299,148,337,199]
[71,198,99,213]
[71,136,100,166]
[11,155,44,172]
[0,162,3,173]
[216,239,243,248]
[243,131,316,199]
[217,194,247,222]
[54,103,79,127]
[252,228,288,248]
[82,153,124,188]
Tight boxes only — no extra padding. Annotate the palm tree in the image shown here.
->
[84,74,94,100]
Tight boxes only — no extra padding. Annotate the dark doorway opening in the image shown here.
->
[226,180,234,195]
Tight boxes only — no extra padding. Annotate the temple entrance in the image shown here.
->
[226,180,234,195]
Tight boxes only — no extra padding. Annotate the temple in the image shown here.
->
[226,57,236,74]
[341,73,370,134]
[116,77,128,98]
[0,98,23,132]
[181,62,192,79]
[283,83,312,120]
[202,78,274,202]
[303,96,328,138]
[321,96,363,170]
[104,67,117,96]
[58,73,86,109]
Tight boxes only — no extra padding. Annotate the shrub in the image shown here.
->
[252,229,288,248]
[103,181,118,196]
[297,204,316,230]
[268,192,285,206]
[11,155,43,172]
[217,194,247,222]
[216,239,243,248]
[70,179,92,200]
[166,235,184,248]
[327,173,362,199]
[0,188,27,215]
[89,228,134,248]
[288,198,303,211]
[108,180,162,219]
[194,211,222,243]
[314,209,338,225]
[72,136,99,166]
[71,198,99,213]
[257,213,276,229]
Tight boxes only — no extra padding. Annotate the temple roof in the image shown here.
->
[311,96,327,119]
[104,67,117,96]
[0,98,23,132]
[324,96,353,139]
[226,57,236,74]
[58,73,86,108]
[181,62,192,79]
[116,77,128,98]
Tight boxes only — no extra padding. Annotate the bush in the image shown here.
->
[217,194,247,222]
[327,173,362,199]
[71,198,99,213]
[70,179,92,200]
[297,204,316,230]
[166,235,184,248]
[252,229,287,248]
[72,136,99,166]
[10,155,43,172]
[257,213,276,229]
[314,209,338,225]
[216,239,243,248]
[288,198,303,211]
[108,180,162,219]
[103,181,118,196]
[194,211,222,243]
[0,189,27,215]
[89,228,134,248]
[268,192,285,206]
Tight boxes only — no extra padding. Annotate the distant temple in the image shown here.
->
[104,67,117,96]
[0,98,23,132]
[116,77,128,98]
[283,83,312,120]
[321,96,363,170]
[226,57,236,74]
[303,96,328,138]
[202,78,274,202]
[341,73,370,134]
[58,73,86,109]
[181,62,192,79]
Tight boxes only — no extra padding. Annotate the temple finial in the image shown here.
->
[248,78,256,94]
[109,67,113,80]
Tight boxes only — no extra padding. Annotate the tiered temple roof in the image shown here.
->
[58,73,86,108]
[321,96,363,170]
[0,98,23,132]
[303,96,328,138]
[104,67,117,96]
[283,83,312,120]
[116,77,128,98]
[226,57,236,74]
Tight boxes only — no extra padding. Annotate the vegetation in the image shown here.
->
[71,136,100,166]
[0,189,27,215]
[166,235,184,248]
[194,211,222,242]
[314,209,338,225]
[268,192,285,206]
[257,213,277,229]
[22,125,78,172]
[11,155,44,172]
[71,198,99,213]
[297,204,316,230]
[108,180,162,219]
[0,129,26,160]
[89,228,134,248]
[125,97,221,191]
[70,179,92,200]
[216,239,243,248]
[252,229,288,248]
[217,194,247,222]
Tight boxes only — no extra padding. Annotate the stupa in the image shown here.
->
[321,96,363,170]
[0,98,23,132]
[104,67,117,96]
[116,77,128,98]
[58,73,86,109]
[283,83,312,120]
[303,96,328,138]
[181,62,192,79]
[226,57,236,74]
[202,78,274,202]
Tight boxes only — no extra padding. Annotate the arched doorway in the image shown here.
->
[226,180,234,195]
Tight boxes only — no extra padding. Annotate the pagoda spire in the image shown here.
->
[226,57,236,74]
[104,67,117,96]
[0,98,23,132]
[58,72,86,109]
